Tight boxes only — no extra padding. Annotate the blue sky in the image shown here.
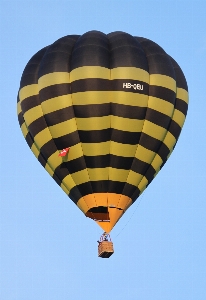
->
[0,1,206,299]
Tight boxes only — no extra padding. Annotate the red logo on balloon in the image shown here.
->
[58,148,70,157]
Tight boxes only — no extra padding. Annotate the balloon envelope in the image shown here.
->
[17,31,188,232]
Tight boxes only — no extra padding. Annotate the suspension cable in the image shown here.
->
[114,194,145,240]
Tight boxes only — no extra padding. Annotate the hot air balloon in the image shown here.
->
[17,31,188,257]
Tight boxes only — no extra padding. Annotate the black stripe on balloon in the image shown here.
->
[69,182,96,203]
[78,129,141,144]
[108,180,133,196]
[157,143,170,163]
[63,155,155,179]
[18,112,24,127]
[78,129,111,143]
[39,83,71,102]
[53,132,80,149]
[91,180,110,195]
[138,133,170,160]
[175,98,188,115]
[102,180,133,196]
[43,107,75,126]
[44,103,147,121]
[69,180,140,203]
[73,103,110,118]
[25,132,34,148]
[37,78,149,103]
[20,73,38,88]
[28,116,48,137]
[101,155,131,170]
[42,103,111,123]
[52,172,62,186]
[84,155,111,169]
[27,135,57,180]
[53,164,73,182]
[38,128,140,146]
[39,140,58,164]
[139,132,162,152]
[52,170,75,200]
[38,150,65,188]
[117,154,133,170]
[122,182,141,200]
[63,157,88,174]
[66,155,152,174]
[111,130,141,145]
[131,158,156,178]
[149,85,176,104]
[143,165,157,184]
[71,78,110,93]
[152,145,169,168]
[38,153,48,169]
[68,184,90,204]
[168,120,181,140]
[21,95,39,113]
[111,103,147,120]
[71,79,149,94]
[145,108,171,129]
[68,186,83,204]
[54,165,93,197]
[147,54,176,79]
[131,188,141,202]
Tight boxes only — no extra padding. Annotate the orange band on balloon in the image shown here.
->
[77,193,132,232]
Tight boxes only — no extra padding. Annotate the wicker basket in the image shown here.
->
[98,241,114,258]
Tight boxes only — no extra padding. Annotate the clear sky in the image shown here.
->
[0,1,206,299]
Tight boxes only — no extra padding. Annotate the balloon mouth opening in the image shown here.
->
[86,206,110,221]
[86,206,123,222]
[85,206,124,232]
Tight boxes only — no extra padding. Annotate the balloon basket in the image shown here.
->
[98,233,114,258]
